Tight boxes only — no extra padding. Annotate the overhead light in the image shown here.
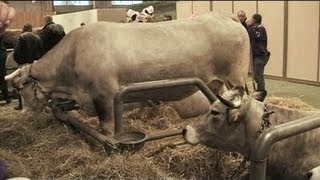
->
[32,0,36,3]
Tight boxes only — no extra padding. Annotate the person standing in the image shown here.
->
[0,35,10,104]
[39,15,66,54]
[0,3,16,179]
[247,14,270,92]
[0,1,15,105]
[237,10,248,29]
[13,23,44,110]
[0,1,15,32]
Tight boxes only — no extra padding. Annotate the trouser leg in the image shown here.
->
[253,56,267,91]
[0,80,10,102]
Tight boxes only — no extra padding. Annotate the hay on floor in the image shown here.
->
[0,96,316,179]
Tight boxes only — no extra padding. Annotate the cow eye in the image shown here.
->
[211,109,220,116]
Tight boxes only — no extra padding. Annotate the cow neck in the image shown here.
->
[28,63,38,83]
[28,64,51,98]
[256,104,274,135]
[242,101,267,157]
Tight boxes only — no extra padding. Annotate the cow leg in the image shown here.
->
[93,96,114,136]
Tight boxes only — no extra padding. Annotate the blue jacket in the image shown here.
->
[247,24,269,58]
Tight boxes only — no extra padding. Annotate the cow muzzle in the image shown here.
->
[183,125,200,145]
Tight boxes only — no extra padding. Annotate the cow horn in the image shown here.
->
[5,69,21,81]
[216,94,241,108]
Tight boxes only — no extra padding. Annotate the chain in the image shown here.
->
[257,104,274,136]
[225,106,274,179]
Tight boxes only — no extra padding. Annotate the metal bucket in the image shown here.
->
[114,129,184,151]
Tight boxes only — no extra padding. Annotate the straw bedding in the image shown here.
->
[0,96,316,179]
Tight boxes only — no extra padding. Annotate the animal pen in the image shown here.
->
[49,77,320,180]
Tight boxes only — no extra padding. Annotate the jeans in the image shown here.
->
[253,55,269,91]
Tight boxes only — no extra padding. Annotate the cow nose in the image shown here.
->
[183,125,200,145]
[306,171,312,179]
[182,128,187,136]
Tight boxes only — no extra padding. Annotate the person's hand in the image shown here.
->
[246,19,253,26]
[0,2,15,32]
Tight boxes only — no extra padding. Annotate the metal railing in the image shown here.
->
[250,115,320,180]
[113,77,217,134]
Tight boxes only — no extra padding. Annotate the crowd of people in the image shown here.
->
[0,4,65,110]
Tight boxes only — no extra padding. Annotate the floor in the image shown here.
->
[247,77,320,108]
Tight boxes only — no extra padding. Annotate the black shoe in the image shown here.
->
[5,99,11,104]
[14,105,22,110]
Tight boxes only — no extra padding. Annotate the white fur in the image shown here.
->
[184,125,200,144]
[308,166,320,180]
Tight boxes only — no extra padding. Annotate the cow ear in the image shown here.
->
[207,79,226,96]
[250,90,267,102]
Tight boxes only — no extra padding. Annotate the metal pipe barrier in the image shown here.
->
[52,105,118,149]
[114,77,217,134]
[250,115,320,180]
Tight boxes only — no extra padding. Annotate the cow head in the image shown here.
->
[126,9,140,23]
[184,86,266,154]
[5,64,49,114]
[126,5,154,23]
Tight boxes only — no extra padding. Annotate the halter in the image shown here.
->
[256,104,275,136]
[227,103,274,179]
[27,64,51,102]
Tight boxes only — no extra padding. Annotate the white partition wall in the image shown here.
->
[212,1,233,13]
[53,9,98,34]
[192,1,211,15]
[286,1,319,81]
[174,1,320,85]
[258,1,284,77]
[176,1,193,19]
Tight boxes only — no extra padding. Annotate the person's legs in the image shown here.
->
[0,79,11,103]
[253,56,267,91]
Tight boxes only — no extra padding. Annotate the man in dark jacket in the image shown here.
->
[0,35,10,104]
[247,14,270,92]
[40,15,66,54]
[14,23,44,64]
[0,0,15,105]
[13,23,44,110]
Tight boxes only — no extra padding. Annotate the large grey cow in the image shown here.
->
[184,86,320,179]
[5,11,250,136]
